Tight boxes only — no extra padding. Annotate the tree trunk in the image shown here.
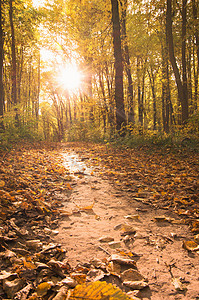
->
[104,62,115,133]
[187,37,193,113]
[137,56,142,129]
[120,0,134,124]
[192,0,199,111]
[111,0,126,132]
[36,53,40,125]
[0,0,4,125]
[9,0,17,105]
[166,0,188,123]
[98,69,109,133]
[148,67,157,130]
[161,40,171,133]
[182,0,188,119]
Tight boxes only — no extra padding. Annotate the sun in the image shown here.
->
[57,64,82,93]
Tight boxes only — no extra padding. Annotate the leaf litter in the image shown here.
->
[0,142,198,299]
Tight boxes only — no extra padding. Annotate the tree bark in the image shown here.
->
[166,0,188,123]
[0,0,4,123]
[192,0,199,111]
[111,0,126,132]
[120,0,134,124]
[137,56,142,129]
[9,0,17,105]
[161,40,171,133]
[148,67,157,130]
[182,0,188,119]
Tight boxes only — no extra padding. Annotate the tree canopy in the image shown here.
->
[0,0,198,144]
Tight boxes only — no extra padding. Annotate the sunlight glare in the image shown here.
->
[57,64,82,92]
[32,0,46,8]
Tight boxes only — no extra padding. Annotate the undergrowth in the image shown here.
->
[1,112,198,153]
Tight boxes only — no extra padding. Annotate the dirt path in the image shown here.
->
[55,148,199,300]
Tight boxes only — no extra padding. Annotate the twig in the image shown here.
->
[98,246,111,256]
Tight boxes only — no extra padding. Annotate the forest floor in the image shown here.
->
[0,142,198,300]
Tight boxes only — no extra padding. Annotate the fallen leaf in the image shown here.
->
[124,215,140,220]
[66,183,73,190]
[52,286,68,300]
[68,281,133,299]
[172,277,187,291]
[121,269,145,282]
[121,225,137,235]
[123,280,148,290]
[109,255,136,268]
[183,240,199,251]
[0,180,5,187]
[194,234,199,243]
[70,273,87,284]
[116,250,134,257]
[109,241,121,249]
[76,203,94,211]
[99,236,114,243]
[36,282,52,297]
[107,261,121,275]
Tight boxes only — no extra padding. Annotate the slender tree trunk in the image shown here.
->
[161,40,170,133]
[192,0,199,111]
[166,0,188,123]
[141,66,145,129]
[187,37,193,113]
[182,0,188,118]
[98,69,109,133]
[0,0,4,126]
[111,0,126,132]
[68,98,72,124]
[104,62,115,133]
[193,41,198,111]
[137,56,142,129]
[36,52,40,125]
[120,0,134,124]
[84,60,93,122]
[9,0,17,105]
[148,67,157,130]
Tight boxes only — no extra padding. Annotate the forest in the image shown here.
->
[0,0,198,148]
[0,1,199,299]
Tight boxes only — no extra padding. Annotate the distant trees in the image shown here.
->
[0,0,198,142]
[1,0,41,135]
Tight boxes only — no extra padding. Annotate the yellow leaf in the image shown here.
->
[192,220,199,228]
[116,249,134,257]
[36,282,52,297]
[76,203,94,211]
[23,258,36,270]
[70,273,86,284]
[0,180,5,188]
[183,240,199,251]
[69,281,133,299]
[67,183,73,190]
[161,191,167,196]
